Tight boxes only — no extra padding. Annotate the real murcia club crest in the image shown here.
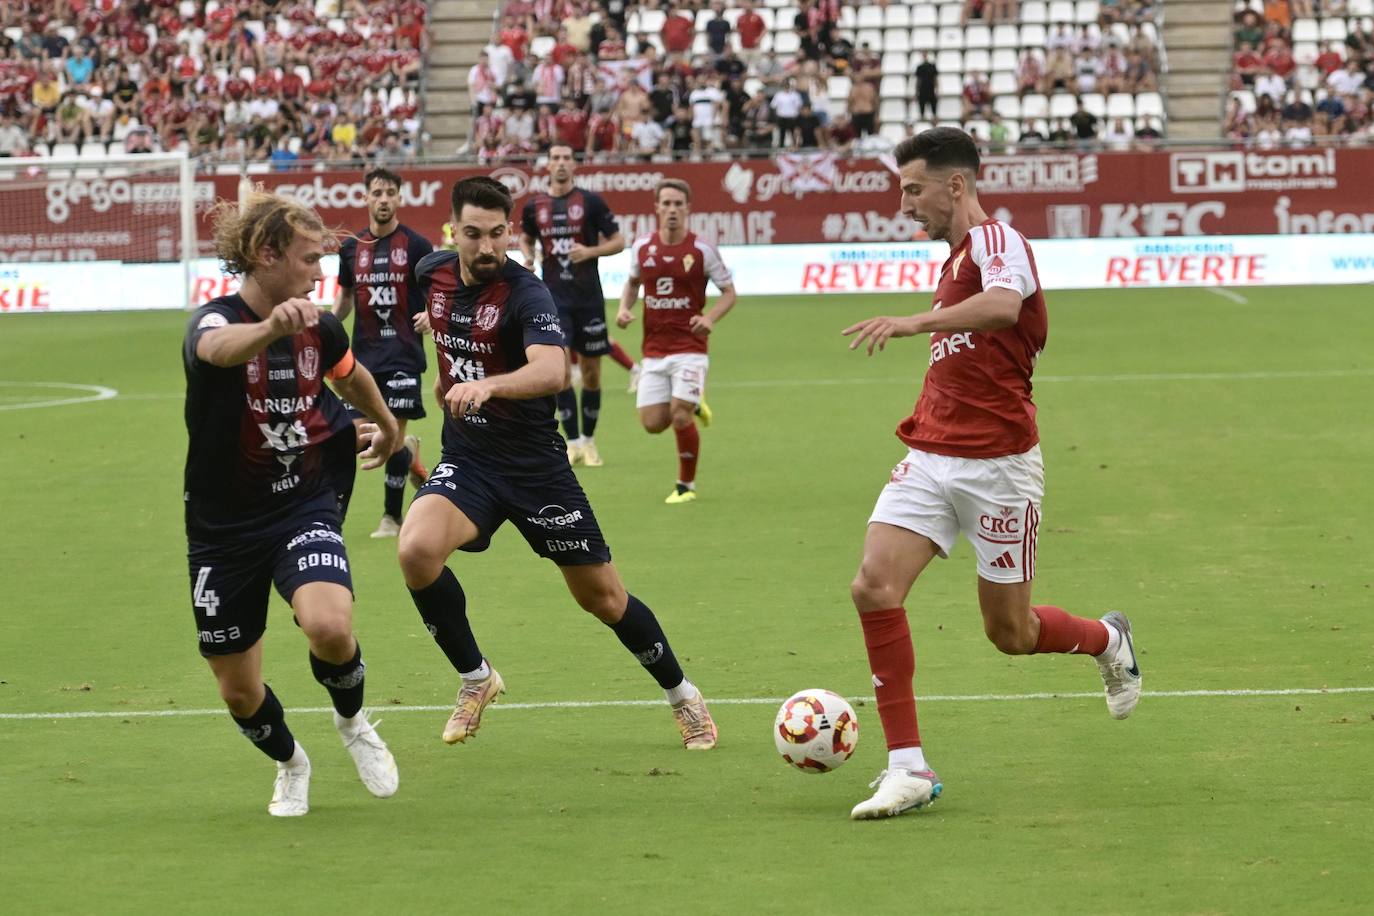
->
[475,303,500,331]
[391,246,408,267]
[682,253,695,273]
[297,346,320,380]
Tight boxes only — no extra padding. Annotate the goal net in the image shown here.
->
[0,152,199,313]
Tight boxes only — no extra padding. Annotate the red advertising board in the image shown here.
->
[7,148,1374,262]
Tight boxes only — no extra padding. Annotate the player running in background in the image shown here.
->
[519,145,638,467]
[616,179,737,505]
[841,128,1142,820]
[399,177,718,751]
[335,167,435,538]
[184,192,402,816]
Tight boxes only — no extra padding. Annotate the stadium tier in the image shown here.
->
[1228,0,1374,145]
[469,0,1166,160]
[0,0,427,165]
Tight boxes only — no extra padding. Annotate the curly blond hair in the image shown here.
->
[210,191,328,277]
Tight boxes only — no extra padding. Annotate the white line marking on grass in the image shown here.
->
[1206,287,1249,304]
[3,686,1371,722]
[0,382,118,411]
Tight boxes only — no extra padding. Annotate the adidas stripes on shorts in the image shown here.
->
[868,445,1044,584]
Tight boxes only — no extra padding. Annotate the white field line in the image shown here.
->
[3,686,1372,722]
[0,382,118,411]
[1206,287,1250,304]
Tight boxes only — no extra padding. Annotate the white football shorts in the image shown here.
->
[635,353,709,408]
[868,445,1044,584]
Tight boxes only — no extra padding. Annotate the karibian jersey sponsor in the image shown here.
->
[182,295,355,535]
[337,223,434,374]
[415,253,568,477]
[629,232,733,358]
[520,189,619,310]
[899,219,1047,459]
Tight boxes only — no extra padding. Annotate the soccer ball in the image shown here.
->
[773,689,859,773]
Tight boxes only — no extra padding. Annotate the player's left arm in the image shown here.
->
[320,314,400,468]
[689,244,737,335]
[570,198,624,262]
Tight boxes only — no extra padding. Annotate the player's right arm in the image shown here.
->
[194,299,319,367]
[333,283,354,322]
[519,199,539,270]
[334,237,356,322]
[616,236,645,328]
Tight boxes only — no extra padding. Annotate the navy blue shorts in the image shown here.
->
[416,455,612,565]
[186,506,352,656]
[344,369,427,420]
[560,305,611,358]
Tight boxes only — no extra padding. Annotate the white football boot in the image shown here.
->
[268,747,311,817]
[335,711,399,798]
[850,768,943,820]
[1096,611,1142,719]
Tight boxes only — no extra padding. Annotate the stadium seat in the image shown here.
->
[994,94,1022,119]
[1351,0,1374,14]
[1021,1,1049,24]
[828,75,852,102]
[884,6,912,29]
[938,72,963,96]
[1075,1,1100,25]
[856,28,884,49]
[1296,66,1320,90]
[1135,92,1164,118]
[1048,1,1075,23]
[880,122,909,144]
[1319,18,1348,42]
[991,48,1019,72]
[776,6,800,26]
[1021,93,1050,119]
[692,32,709,54]
[743,76,764,96]
[774,30,801,54]
[885,29,911,53]
[992,24,1020,49]
[938,26,965,49]
[1293,41,1319,65]
[1229,90,1257,113]
[965,49,991,73]
[1049,93,1078,119]
[964,25,992,49]
[938,4,964,27]
[990,71,1019,96]
[936,50,963,74]
[857,6,884,29]
[880,98,908,124]
[1082,92,1106,117]
[912,5,938,28]
[912,28,938,52]
[639,10,666,33]
[1020,24,1047,47]
[937,96,963,120]
[912,120,935,135]
[51,143,80,158]
[882,51,910,74]
[1106,93,1136,119]
[79,143,108,161]
[880,74,909,98]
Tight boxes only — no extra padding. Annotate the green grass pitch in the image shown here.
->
[1,286,1371,914]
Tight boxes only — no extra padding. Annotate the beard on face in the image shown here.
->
[469,255,501,281]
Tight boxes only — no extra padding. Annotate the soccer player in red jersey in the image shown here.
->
[616,179,737,504]
[841,128,1142,820]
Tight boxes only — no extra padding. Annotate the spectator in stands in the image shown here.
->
[1018,121,1044,147]
[667,102,694,153]
[1047,118,1072,145]
[65,45,95,89]
[0,112,30,157]
[851,42,881,85]
[1134,119,1163,145]
[1047,23,1075,53]
[1100,43,1128,93]
[1329,59,1365,97]
[797,101,821,148]
[987,112,1010,151]
[737,1,766,66]
[1043,48,1075,94]
[1254,66,1286,103]
[1069,98,1098,142]
[1284,113,1314,147]
[532,55,565,108]
[770,76,804,145]
[1103,116,1132,149]
[848,73,877,135]
[961,72,991,119]
[1074,48,1103,94]
[689,73,726,152]
[662,6,695,58]
[742,88,773,148]
[1254,112,1282,148]
[124,120,157,154]
[705,3,732,58]
[649,71,678,123]
[1281,89,1314,124]
[630,110,666,157]
[553,96,589,149]
[1314,42,1345,77]
[915,53,938,120]
[1017,49,1043,96]
[1125,49,1157,91]
[756,49,788,94]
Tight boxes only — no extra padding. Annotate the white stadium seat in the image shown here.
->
[1021,1,1049,24]
[827,75,852,102]
[991,48,1019,72]
[638,10,665,32]
[884,5,912,28]
[992,24,1020,48]
[994,94,1022,120]
[1049,93,1078,118]
[880,122,910,144]
[938,72,964,96]
[937,96,963,120]
[936,49,963,73]
[964,25,992,49]
[938,4,964,27]
[1106,92,1136,118]
[856,28,884,50]
[857,6,884,29]
[880,98,908,124]
[885,29,911,53]
[1020,24,1047,47]
[1048,1,1075,23]
[882,51,910,74]
[1075,1,1100,25]
[990,71,1019,96]
[1021,93,1050,119]
[964,49,991,73]
[1135,92,1165,118]
[912,28,938,52]
[880,74,909,98]
[1319,18,1348,42]
[1230,90,1257,114]
[773,30,800,54]
[937,26,965,49]
[1081,92,1106,117]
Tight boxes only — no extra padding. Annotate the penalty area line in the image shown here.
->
[2,685,1372,722]
[1206,287,1249,304]
[0,382,119,411]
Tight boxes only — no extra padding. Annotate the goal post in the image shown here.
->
[0,151,200,314]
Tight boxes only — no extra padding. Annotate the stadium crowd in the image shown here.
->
[1228,0,1374,145]
[466,0,1165,161]
[0,0,427,165]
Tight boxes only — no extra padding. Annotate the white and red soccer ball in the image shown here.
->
[773,689,859,773]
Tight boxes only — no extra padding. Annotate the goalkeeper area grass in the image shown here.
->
[1,286,1371,914]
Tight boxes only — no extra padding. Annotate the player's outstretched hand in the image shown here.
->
[842,315,925,356]
[689,314,714,337]
[413,309,432,334]
[356,420,401,471]
[269,298,320,337]
[445,381,493,419]
[615,308,636,329]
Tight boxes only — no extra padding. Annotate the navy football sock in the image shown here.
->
[607,594,686,690]
[556,388,580,441]
[408,567,483,673]
[310,642,366,719]
[231,685,298,762]
[384,447,412,519]
[581,388,601,439]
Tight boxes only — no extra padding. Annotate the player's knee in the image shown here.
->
[669,408,695,430]
[397,531,444,588]
[850,569,897,612]
[642,415,670,434]
[573,584,626,623]
[300,611,354,654]
[217,680,263,717]
[984,619,1036,655]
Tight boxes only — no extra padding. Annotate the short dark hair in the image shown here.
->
[893,127,980,174]
[364,167,403,192]
[451,176,513,218]
[655,178,691,203]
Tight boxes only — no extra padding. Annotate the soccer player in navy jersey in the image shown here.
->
[841,128,1141,820]
[184,192,403,816]
[397,176,718,751]
[335,168,435,538]
[519,145,636,468]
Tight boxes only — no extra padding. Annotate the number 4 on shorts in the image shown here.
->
[193,566,220,617]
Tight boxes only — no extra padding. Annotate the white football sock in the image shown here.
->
[460,659,491,681]
[1096,621,1122,659]
[664,679,699,705]
[888,746,928,773]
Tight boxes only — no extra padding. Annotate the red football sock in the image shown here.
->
[1032,605,1109,655]
[674,423,699,484]
[859,607,921,750]
[569,351,579,366]
[608,340,635,370]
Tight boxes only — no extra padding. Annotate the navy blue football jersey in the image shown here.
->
[337,223,433,374]
[520,189,618,310]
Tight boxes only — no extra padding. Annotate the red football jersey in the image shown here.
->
[630,232,733,359]
[898,219,1048,459]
